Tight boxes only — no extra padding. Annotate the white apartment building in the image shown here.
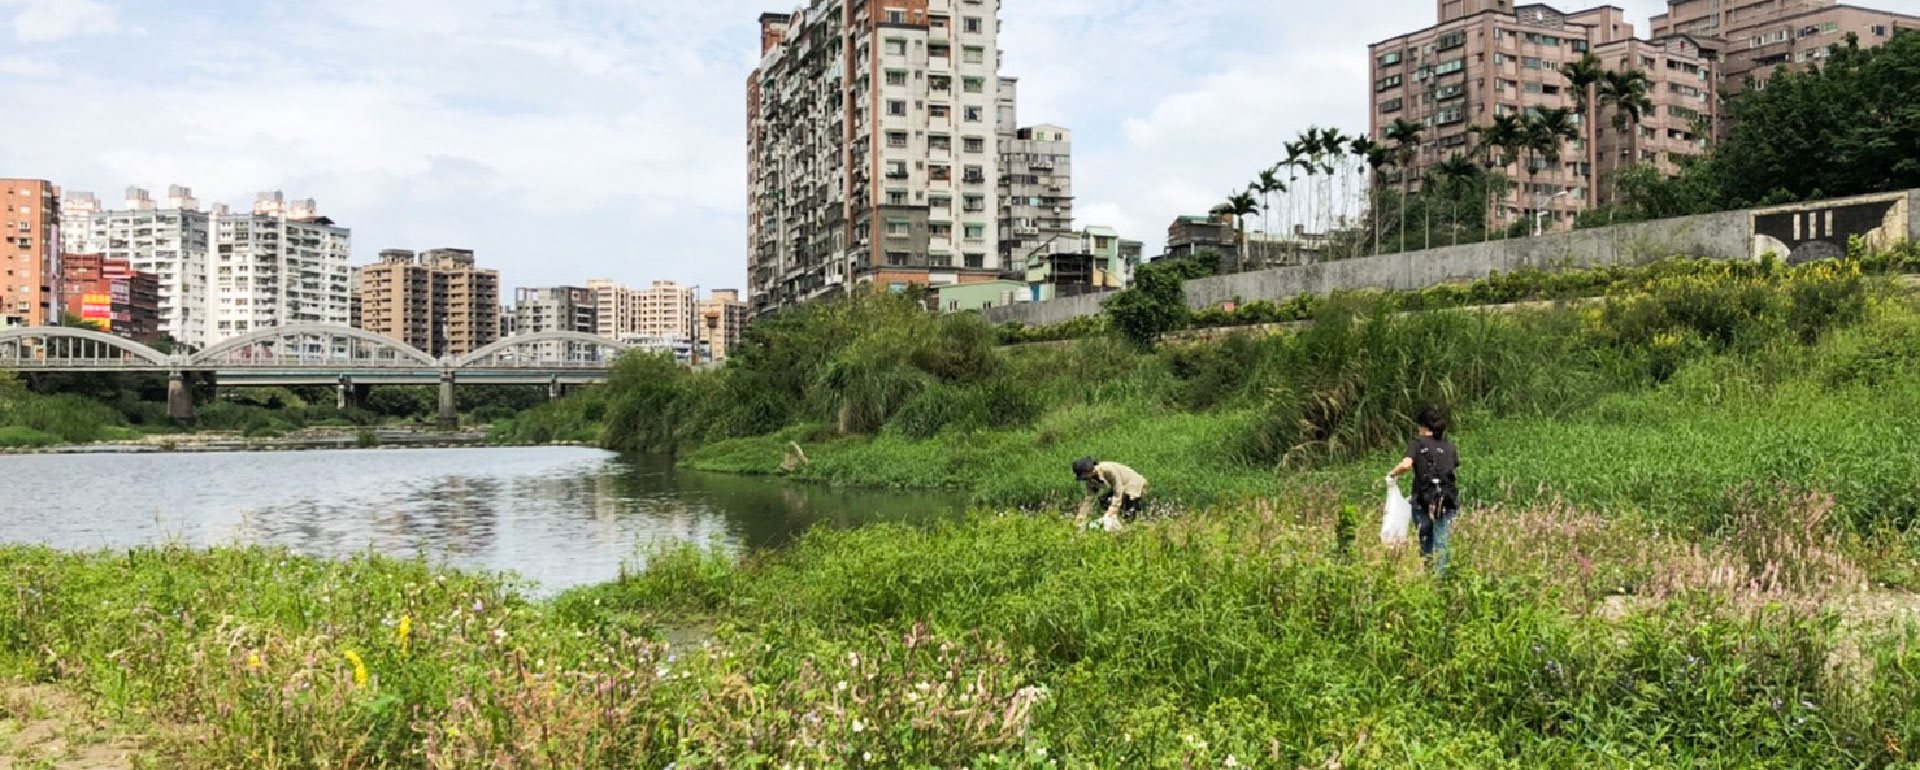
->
[587,279,697,340]
[748,0,1007,316]
[61,186,214,348]
[211,192,353,339]
[62,186,352,349]
[996,78,1074,268]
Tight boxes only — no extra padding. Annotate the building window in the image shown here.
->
[887,100,907,116]
[1522,56,1543,69]
[930,104,950,119]
[1380,97,1403,113]
[963,46,985,64]
[964,136,985,153]
[929,252,952,267]
[1377,50,1403,67]
[886,161,909,179]
[963,77,984,93]
[886,69,907,86]
[886,189,909,205]
[963,195,985,212]
[964,16,983,33]
[929,134,951,151]
[929,43,950,59]
[885,38,907,56]
[930,194,952,209]
[930,222,952,239]
[887,131,909,148]
[1434,59,1463,76]
[963,106,983,122]
[964,253,984,269]
[886,251,910,267]
[887,220,912,237]
[929,75,951,91]
[930,165,950,181]
[963,165,984,183]
[1437,31,1466,51]
[1873,25,1889,37]
[1375,74,1403,91]
[963,223,985,241]
[1434,108,1464,125]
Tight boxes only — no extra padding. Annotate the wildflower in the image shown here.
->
[246,652,263,671]
[1224,755,1239,768]
[472,599,485,613]
[343,649,368,688]
[397,614,412,653]
[852,719,866,733]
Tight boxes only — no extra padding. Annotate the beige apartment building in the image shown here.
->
[695,289,750,362]
[1370,2,1717,231]
[748,0,1012,316]
[1,179,59,328]
[586,279,698,341]
[1652,0,1920,100]
[355,248,499,358]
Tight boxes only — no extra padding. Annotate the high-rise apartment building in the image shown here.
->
[996,86,1074,267]
[2,179,61,328]
[355,248,500,357]
[1369,3,1717,232]
[586,278,639,340]
[695,289,750,362]
[1652,0,1920,101]
[210,192,353,338]
[61,186,211,346]
[513,287,597,335]
[586,279,698,341]
[62,186,351,348]
[58,254,160,342]
[747,1,1009,316]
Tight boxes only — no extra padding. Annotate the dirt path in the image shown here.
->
[0,685,151,770]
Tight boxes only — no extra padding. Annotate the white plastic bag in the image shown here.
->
[1381,477,1412,546]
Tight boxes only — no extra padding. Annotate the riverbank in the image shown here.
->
[4,487,1918,767]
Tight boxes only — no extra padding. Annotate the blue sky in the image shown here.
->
[0,0,1680,294]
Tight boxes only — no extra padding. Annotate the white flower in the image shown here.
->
[1225,755,1240,768]
[863,752,873,761]
[852,719,866,733]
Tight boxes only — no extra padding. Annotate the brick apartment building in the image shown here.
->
[58,253,161,342]
[1,179,60,328]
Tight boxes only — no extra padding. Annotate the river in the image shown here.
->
[0,447,967,594]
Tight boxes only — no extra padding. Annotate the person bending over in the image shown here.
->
[1073,456,1148,531]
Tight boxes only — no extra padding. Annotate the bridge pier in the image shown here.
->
[437,370,458,432]
[548,376,563,401]
[166,370,195,424]
[336,377,370,411]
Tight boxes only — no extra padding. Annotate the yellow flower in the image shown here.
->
[397,615,412,654]
[246,652,263,671]
[344,649,369,688]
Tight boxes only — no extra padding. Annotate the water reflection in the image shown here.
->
[0,448,965,594]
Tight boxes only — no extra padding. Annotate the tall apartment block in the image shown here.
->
[61,186,212,346]
[210,192,353,337]
[62,186,351,348]
[748,0,1008,316]
[994,76,1075,268]
[355,248,500,358]
[1369,2,1717,232]
[1652,0,1920,101]
[586,279,698,341]
[1,179,59,328]
[513,287,597,335]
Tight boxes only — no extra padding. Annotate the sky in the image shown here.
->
[0,0,1691,295]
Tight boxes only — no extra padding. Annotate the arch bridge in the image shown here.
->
[0,325,630,427]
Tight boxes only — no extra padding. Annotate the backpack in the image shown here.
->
[1410,438,1459,509]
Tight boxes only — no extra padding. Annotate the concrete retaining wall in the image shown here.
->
[982,188,1919,326]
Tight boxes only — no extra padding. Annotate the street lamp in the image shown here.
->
[1532,190,1573,238]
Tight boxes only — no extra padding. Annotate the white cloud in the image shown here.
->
[0,54,58,76]
[4,0,121,43]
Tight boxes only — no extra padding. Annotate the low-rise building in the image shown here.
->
[58,253,160,342]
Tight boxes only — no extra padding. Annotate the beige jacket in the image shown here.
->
[1083,461,1148,520]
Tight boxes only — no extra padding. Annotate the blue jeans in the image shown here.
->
[1413,501,1458,575]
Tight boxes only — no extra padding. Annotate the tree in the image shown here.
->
[1385,118,1425,252]
[1213,191,1260,271]
[1103,258,1213,349]
[1561,53,1605,204]
[1350,136,1391,255]
[1249,166,1286,246]
[1431,153,1483,247]
[1471,114,1525,239]
[1599,68,1654,209]
[1522,107,1580,234]
[1702,31,1920,205]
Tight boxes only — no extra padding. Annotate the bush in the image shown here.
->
[0,426,59,447]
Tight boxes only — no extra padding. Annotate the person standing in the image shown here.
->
[1388,408,1460,574]
[1072,457,1148,531]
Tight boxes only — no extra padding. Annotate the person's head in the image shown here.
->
[1072,456,1098,480]
[1415,407,1449,440]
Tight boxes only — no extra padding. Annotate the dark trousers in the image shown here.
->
[1412,499,1458,575]
[1099,493,1144,521]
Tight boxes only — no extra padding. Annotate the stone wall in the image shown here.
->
[982,188,1920,326]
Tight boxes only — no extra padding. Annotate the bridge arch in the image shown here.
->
[0,326,175,369]
[456,331,630,369]
[189,323,439,368]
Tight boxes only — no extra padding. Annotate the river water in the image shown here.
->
[0,447,966,594]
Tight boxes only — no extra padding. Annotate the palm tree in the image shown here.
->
[1214,190,1260,271]
[1472,114,1526,239]
[1522,107,1580,235]
[1599,68,1654,209]
[1432,153,1481,246]
[1281,138,1309,242]
[1316,127,1353,234]
[1249,166,1286,244]
[1384,118,1424,252]
[1560,53,1605,208]
[1350,136,1390,256]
